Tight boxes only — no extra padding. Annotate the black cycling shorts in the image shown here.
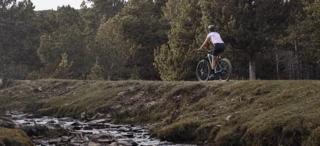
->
[213,43,225,56]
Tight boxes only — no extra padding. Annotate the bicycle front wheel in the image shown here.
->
[218,58,232,82]
[196,60,211,81]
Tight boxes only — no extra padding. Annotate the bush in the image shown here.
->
[26,71,41,80]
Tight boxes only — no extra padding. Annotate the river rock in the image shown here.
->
[73,126,82,130]
[109,139,138,146]
[131,127,144,133]
[21,125,49,136]
[71,121,81,126]
[89,123,109,129]
[61,136,74,142]
[47,122,61,128]
[46,120,55,124]
[88,119,109,124]
[91,134,114,143]
[33,139,48,146]
[0,119,17,128]
[88,142,100,146]
[48,138,61,145]
[97,138,113,144]
[122,132,134,138]
[70,138,84,143]
[60,117,74,122]
[118,126,131,132]
[83,126,93,130]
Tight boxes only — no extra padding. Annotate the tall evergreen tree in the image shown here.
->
[205,0,292,80]
[154,0,202,81]
[97,0,168,80]
[80,0,125,79]
[286,0,320,79]
[0,0,41,79]
[37,6,87,78]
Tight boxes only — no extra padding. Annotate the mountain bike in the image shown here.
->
[196,50,232,82]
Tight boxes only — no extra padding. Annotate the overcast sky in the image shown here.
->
[21,0,87,10]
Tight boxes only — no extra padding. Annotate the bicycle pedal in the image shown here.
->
[209,74,215,79]
[215,69,222,73]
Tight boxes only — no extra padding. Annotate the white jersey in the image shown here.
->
[207,32,224,44]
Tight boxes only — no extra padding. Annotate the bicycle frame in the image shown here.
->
[205,51,222,73]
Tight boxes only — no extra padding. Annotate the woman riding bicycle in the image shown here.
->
[197,25,225,73]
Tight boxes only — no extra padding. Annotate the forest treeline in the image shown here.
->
[1,0,319,81]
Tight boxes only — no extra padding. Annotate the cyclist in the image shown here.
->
[197,25,226,73]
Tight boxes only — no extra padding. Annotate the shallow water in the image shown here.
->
[11,114,196,146]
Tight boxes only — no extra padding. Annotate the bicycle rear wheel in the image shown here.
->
[196,60,211,81]
[218,58,232,82]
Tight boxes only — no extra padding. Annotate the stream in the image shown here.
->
[8,113,196,146]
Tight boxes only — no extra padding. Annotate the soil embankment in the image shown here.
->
[0,79,320,145]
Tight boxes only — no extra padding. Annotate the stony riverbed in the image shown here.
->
[5,113,195,146]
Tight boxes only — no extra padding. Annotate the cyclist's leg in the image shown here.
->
[211,55,217,70]
[212,43,225,71]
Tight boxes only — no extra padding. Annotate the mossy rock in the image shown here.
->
[0,127,34,146]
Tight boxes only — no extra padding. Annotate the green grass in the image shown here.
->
[0,79,320,145]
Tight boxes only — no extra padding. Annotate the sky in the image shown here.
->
[21,0,86,10]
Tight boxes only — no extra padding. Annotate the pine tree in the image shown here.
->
[97,0,168,80]
[154,0,202,81]
[87,57,103,80]
[53,52,73,79]
[0,0,41,79]
[37,6,87,78]
[207,0,291,80]
[292,0,320,79]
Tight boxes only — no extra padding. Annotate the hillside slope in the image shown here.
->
[0,79,320,145]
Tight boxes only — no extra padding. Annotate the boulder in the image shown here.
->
[20,125,49,136]
[0,118,17,128]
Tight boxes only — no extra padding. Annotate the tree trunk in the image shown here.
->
[294,36,301,79]
[275,47,279,79]
[313,64,318,79]
[249,57,256,80]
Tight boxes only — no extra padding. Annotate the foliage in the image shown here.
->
[87,57,103,80]
[52,52,73,79]
[26,70,42,80]
[79,0,125,80]
[37,6,87,78]
[217,0,292,80]
[154,0,202,81]
[97,0,168,80]
[0,0,42,79]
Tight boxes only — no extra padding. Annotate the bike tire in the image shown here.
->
[218,58,232,82]
[196,60,211,81]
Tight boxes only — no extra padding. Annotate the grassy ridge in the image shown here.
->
[0,80,320,145]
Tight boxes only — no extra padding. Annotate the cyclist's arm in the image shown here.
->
[198,37,210,50]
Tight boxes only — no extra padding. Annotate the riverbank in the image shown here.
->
[0,79,320,145]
